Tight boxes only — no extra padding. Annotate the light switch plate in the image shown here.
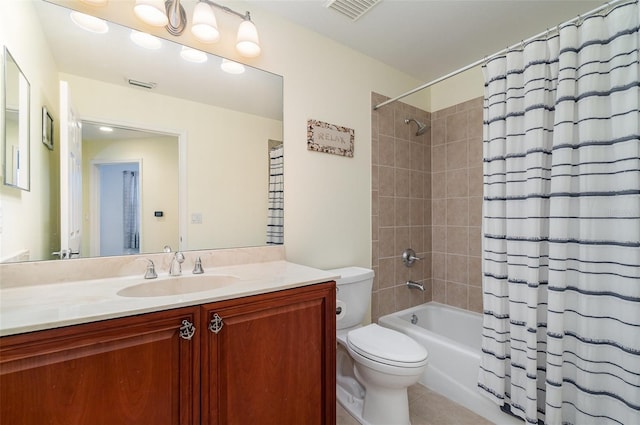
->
[191,213,202,224]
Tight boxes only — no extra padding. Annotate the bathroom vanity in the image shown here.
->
[0,248,337,425]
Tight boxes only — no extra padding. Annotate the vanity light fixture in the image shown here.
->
[220,58,245,74]
[133,0,261,58]
[98,126,114,132]
[70,11,109,34]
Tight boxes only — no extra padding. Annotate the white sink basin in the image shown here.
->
[117,274,238,297]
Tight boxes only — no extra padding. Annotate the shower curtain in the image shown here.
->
[266,144,284,245]
[123,170,140,250]
[478,1,639,424]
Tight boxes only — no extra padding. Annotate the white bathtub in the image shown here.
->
[379,302,521,425]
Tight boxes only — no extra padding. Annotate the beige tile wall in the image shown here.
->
[371,93,432,322]
[430,97,484,313]
[371,94,484,320]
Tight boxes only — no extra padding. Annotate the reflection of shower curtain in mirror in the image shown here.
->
[123,170,139,250]
[267,145,284,245]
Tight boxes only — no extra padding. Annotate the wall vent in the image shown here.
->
[325,0,381,21]
[127,78,156,90]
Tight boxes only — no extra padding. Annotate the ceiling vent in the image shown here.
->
[325,0,381,21]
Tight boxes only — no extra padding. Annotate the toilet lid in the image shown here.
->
[347,324,428,366]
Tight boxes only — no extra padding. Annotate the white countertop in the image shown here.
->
[0,260,338,337]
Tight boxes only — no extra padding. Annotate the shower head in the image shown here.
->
[404,118,429,136]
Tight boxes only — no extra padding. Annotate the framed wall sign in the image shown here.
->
[42,106,53,150]
[307,119,354,157]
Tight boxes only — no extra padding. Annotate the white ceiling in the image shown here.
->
[247,0,604,83]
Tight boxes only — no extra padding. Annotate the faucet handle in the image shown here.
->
[193,257,204,274]
[144,259,158,279]
[402,248,423,267]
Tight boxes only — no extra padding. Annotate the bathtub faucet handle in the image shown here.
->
[402,248,423,267]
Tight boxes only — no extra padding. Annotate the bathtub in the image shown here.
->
[379,302,521,425]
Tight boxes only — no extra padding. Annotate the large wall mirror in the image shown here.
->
[2,47,31,191]
[0,0,283,263]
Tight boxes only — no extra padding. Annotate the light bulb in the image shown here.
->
[236,19,261,58]
[134,0,168,27]
[191,2,220,43]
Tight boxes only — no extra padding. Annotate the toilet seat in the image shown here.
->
[347,324,428,368]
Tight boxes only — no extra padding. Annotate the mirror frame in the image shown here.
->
[2,46,31,191]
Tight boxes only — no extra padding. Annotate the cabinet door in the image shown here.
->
[201,282,336,425]
[0,307,200,425]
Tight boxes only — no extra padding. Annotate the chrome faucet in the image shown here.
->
[143,259,158,279]
[406,280,425,291]
[169,251,185,276]
[193,257,204,274]
[402,248,423,267]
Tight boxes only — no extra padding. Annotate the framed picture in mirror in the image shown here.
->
[42,106,53,150]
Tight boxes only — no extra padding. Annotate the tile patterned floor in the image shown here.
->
[337,384,495,425]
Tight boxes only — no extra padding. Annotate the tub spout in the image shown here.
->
[406,280,425,291]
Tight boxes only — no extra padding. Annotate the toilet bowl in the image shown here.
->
[330,267,429,425]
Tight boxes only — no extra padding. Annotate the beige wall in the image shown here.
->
[47,0,428,271]
[62,73,282,251]
[255,8,429,269]
[81,136,179,256]
[429,67,483,112]
[0,0,60,262]
[2,0,432,275]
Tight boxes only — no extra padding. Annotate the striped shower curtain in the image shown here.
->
[266,144,284,245]
[123,170,139,250]
[479,1,639,424]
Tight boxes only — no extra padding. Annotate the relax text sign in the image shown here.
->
[307,119,354,157]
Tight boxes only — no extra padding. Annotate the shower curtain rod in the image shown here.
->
[372,0,622,110]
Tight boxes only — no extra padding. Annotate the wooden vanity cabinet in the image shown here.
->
[0,306,200,425]
[0,281,336,425]
[201,281,336,425]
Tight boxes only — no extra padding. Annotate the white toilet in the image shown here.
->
[330,267,428,425]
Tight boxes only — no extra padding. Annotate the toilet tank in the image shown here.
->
[327,267,375,330]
